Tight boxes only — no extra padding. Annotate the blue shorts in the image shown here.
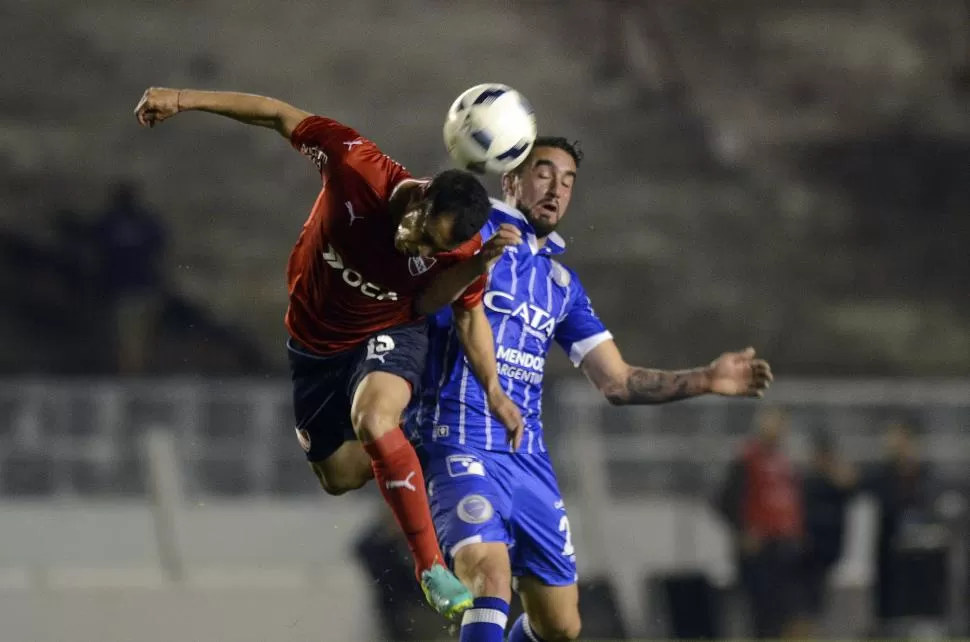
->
[287,321,428,462]
[421,443,577,586]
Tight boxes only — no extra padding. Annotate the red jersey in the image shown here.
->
[741,441,803,540]
[286,116,485,355]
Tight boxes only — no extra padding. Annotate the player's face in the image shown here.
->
[395,206,460,257]
[507,146,577,237]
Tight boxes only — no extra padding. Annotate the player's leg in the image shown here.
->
[510,578,581,642]
[352,370,442,573]
[506,456,582,641]
[452,542,513,642]
[288,339,372,494]
[349,325,471,619]
[308,441,372,495]
[424,446,515,642]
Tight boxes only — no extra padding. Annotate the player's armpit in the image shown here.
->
[579,340,712,406]
[275,102,314,138]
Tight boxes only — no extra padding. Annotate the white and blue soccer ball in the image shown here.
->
[443,83,537,175]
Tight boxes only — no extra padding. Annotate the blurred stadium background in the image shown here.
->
[2,0,969,640]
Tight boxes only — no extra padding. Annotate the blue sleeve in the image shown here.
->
[428,303,455,329]
[553,275,613,367]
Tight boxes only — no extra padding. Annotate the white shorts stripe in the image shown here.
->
[449,534,484,557]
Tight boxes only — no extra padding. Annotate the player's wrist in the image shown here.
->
[175,88,194,111]
[483,381,504,402]
[698,366,715,394]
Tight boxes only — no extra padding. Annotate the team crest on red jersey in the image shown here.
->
[295,427,312,452]
[408,256,437,276]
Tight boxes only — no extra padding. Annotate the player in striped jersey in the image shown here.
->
[409,137,774,641]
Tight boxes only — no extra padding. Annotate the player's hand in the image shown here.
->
[487,389,524,450]
[477,224,522,269]
[708,347,773,397]
[134,87,182,128]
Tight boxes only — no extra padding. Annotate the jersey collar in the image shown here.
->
[489,199,567,257]
[542,231,566,256]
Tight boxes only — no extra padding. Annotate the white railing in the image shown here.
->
[0,377,967,637]
[1,377,968,499]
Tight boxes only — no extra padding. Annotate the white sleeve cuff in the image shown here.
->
[568,331,613,367]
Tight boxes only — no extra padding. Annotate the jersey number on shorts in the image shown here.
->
[366,335,395,363]
[558,515,575,557]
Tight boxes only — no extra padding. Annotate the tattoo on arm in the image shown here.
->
[621,368,710,405]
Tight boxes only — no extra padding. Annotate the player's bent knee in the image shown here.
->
[350,410,400,443]
[350,372,411,443]
[453,542,512,600]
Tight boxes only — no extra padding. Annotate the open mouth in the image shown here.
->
[536,201,558,216]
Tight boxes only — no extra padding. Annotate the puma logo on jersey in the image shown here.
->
[322,245,398,301]
[344,201,364,226]
[385,471,416,492]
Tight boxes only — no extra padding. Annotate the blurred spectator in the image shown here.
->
[718,407,806,639]
[799,429,858,635]
[93,181,168,374]
[861,420,943,635]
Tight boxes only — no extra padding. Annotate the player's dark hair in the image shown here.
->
[426,169,491,244]
[511,136,584,175]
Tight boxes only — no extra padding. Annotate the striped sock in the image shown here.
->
[458,596,509,642]
[508,613,546,642]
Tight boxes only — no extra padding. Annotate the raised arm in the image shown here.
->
[414,223,522,316]
[453,304,524,450]
[580,340,772,405]
[133,87,311,138]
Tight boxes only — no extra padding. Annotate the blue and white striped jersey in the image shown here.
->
[410,200,613,454]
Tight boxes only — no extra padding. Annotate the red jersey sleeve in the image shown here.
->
[290,115,410,199]
[447,232,486,311]
[454,273,486,310]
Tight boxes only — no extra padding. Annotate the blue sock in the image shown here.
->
[458,596,509,642]
[508,613,546,642]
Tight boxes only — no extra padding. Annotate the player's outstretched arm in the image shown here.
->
[453,304,525,450]
[580,341,773,405]
[134,87,311,138]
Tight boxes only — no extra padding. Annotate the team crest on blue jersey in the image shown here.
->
[457,494,494,524]
[447,454,486,478]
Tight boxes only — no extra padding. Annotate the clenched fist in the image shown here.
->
[133,87,181,127]
[709,347,773,398]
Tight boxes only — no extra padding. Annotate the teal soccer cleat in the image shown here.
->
[420,562,473,621]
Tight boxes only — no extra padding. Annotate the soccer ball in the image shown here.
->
[443,83,537,175]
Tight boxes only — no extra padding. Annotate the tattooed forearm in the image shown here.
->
[612,367,711,405]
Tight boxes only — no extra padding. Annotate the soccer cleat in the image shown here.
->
[420,563,473,621]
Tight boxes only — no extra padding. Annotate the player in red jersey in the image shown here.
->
[134,87,525,619]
